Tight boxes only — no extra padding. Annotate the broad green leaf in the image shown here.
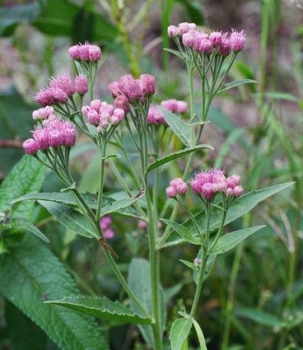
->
[46,296,152,324]
[147,144,213,173]
[3,218,49,243]
[0,235,108,350]
[160,107,193,147]
[0,156,46,219]
[38,200,98,239]
[218,79,257,94]
[209,225,265,255]
[234,307,283,328]
[161,219,201,245]
[170,318,193,350]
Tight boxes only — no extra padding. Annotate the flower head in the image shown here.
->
[230,29,246,52]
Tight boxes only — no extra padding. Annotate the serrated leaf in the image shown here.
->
[0,156,46,219]
[5,218,49,243]
[38,200,98,239]
[46,296,152,324]
[0,235,108,350]
[161,219,201,245]
[218,79,257,94]
[209,225,265,255]
[160,107,193,147]
[147,144,213,173]
[170,317,193,350]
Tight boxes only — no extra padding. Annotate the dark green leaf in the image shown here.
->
[147,145,213,173]
[0,235,108,349]
[46,296,152,324]
[5,218,49,243]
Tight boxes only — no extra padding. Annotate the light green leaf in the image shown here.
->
[164,48,185,60]
[38,200,98,239]
[46,296,152,324]
[218,79,257,94]
[0,235,108,350]
[192,318,207,350]
[160,107,193,147]
[147,145,213,173]
[0,155,46,219]
[209,225,265,255]
[161,219,201,245]
[170,317,193,350]
[101,193,144,216]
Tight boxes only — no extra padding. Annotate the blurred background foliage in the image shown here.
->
[1,0,303,349]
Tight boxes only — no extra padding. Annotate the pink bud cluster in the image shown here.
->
[109,73,156,103]
[34,73,88,107]
[99,216,115,239]
[168,22,246,56]
[23,115,76,155]
[81,99,125,132]
[166,178,188,198]
[147,99,188,125]
[190,169,244,201]
[69,42,102,62]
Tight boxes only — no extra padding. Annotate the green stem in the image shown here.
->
[96,136,106,220]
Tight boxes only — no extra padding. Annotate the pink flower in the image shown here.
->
[74,75,88,95]
[23,138,38,155]
[166,178,188,197]
[209,31,222,47]
[114,95,130,113]
[217,35,231,56]
[167,25,180,38]
[139,74,156,96]
[32,106,54,120]
[230,29,246,52]
[34,88,56,107]
[88,45,102,61]
[147,105,166,125]
[166,186,178,198]
[100,216,115,239]
[196,38,213,54]
[69,45,80,60]
[50,73,75,96]
[69,43,102,62]
[118,74,143,101]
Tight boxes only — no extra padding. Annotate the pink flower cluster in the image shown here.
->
[23,115,76,155]
[109,73,156,103]
[99,216,115,239]
[81,99,125,132]
[69,42,102,62]
[190,169,244,200]
[166,178,188,198]
[147,99,188,125]
[34,73,88,107]
[168,22,246,56]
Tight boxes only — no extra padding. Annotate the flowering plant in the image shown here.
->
[0,24,292,350]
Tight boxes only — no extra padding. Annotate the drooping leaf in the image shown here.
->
[160,107,193,147]
[0,235,108,350]
[170,317,193,350]
[46,296,152,324]
[147,144,213,173]
[38,200,98,239]
[0,155,46,219]
[209,225,265,255]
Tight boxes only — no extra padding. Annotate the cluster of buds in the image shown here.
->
[99,216,115,239]
[34,73,88,107]
[190,169,243,201]
[109,73,156,104]
[147,99,188,125]
[81,99,125,132]
[23,114,76,155]
[166,178,188,198]
[69,42,102,62]
[168,22,246,56]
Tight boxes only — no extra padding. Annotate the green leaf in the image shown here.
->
[170,317,193,350]
[38,200,98,239]
[0,235,108,350]
[192,318,207,350]
[234,307,283,328]
[147,144,213,173]
[218,79,257,94]
[160,107,193,147]
[0,156,46,219]
[179,259,196,270]
[161,219,201,245]
[164,48,185,60]
[4,218,49,243]
[209,225,265,255]
[46,296,152,324]
[101,195,144,216]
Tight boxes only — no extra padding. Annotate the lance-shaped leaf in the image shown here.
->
[218,79,257,94]
[0,235,108,350]
[170,317,193,350]
[45,296,152,325]
[160,107,193,147]
[234,307,283,328]
[38,200,98,239]
[161,219,201,245]
[147,144,213,173]
[209,225,265,255]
